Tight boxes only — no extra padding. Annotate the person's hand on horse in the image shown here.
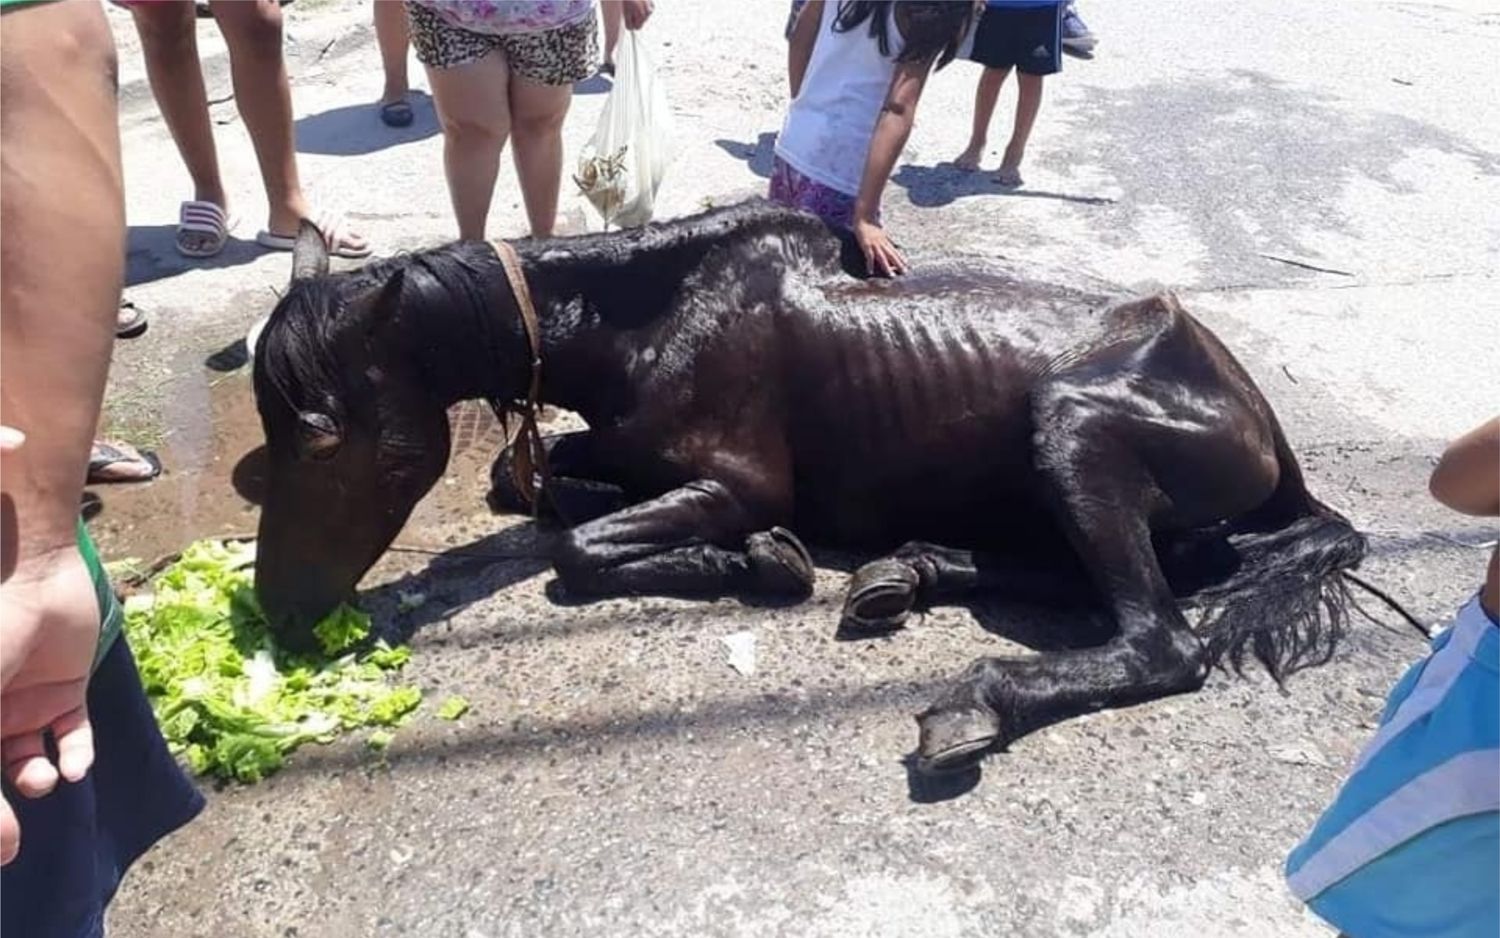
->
[622,0,653,30]
[852,219,907,277]
[0,425,99,866]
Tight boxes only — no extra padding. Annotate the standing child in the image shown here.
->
[953,0,1063,187]
[774,0,978,276]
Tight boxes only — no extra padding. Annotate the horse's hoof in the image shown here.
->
[840,558,919,634]
[746,526,815,596]
[915,705,1003,774]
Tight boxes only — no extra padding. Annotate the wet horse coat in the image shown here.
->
[252,201,1365,771]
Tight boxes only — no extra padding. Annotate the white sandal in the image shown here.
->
[256,210,372,259]
[176,200,236,258]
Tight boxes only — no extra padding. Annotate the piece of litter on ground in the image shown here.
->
[1188,791,1208,807]
[1267,741,1330,767]
[720,631,756,676]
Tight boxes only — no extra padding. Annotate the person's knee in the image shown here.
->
[131,1,196,55]
[214,0,284,62]
[510,102,568,141]
[438,108,509,148]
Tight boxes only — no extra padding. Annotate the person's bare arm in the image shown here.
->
[850,59,931,276]
[1429,417,1500,619]
[0,0,123,865]
[787,0,823,98]
[1429,417,1500,517]
[620,0,652,30]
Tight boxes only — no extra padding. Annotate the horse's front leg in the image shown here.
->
[487,430,630,525]
[552,479,814,599]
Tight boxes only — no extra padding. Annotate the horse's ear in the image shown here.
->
[290,219,329,283]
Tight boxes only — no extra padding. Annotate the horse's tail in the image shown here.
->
[1188,420,1369,682]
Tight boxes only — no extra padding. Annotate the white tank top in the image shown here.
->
[775,2,905,197]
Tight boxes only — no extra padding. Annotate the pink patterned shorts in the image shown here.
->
[768,156,877,230]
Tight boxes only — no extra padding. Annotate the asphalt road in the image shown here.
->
[94,1,1498,935]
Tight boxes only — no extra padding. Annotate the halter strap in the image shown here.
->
[490,238,548,512]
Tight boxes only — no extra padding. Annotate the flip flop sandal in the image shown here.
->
[257,210,372,259]
[176,200,235,258]
[116,300,149,339]
[380,99,414,128]
[994,167,1024,189]
[87,440,162,485]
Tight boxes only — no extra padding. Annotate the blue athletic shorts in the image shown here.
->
[967,2,1063,76]
[1286,595,1499,938]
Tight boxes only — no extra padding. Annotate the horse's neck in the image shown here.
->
[530,284,639,425]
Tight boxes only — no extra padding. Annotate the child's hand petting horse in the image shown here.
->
[853,218,907,277]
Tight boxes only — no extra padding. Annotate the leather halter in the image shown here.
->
[489,239,548,512]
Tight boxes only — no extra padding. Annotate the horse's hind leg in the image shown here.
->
[840,542,1092,634]
[915,365,1280,772]
[553,479,814,599]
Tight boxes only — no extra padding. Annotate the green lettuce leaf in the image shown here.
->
[437,696,471,721]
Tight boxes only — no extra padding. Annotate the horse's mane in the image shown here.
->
[258,199,839,410]
[258,241,501,415]
[521,199,841,328]
[523,198,832,267]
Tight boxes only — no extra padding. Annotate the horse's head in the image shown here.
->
[252,223,451,646]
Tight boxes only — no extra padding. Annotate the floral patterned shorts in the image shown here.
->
[407,2,599,84]
[768,156,875,230]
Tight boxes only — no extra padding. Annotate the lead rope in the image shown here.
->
[489,239,551,515]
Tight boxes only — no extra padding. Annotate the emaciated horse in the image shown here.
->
[252,201,1367,772]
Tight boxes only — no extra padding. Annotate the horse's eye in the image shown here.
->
[296,411,342,461]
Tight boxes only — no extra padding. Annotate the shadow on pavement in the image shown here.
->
[360,525,554,642]
[126,224,270,287]
[891,163,1118,208]
[715,132,777,179]
[277,671,950,777]
[295,91,439,156]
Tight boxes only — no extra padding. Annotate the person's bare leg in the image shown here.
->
[209,0,367,249]
[998,72,1043,187]
[426,50,511,239]
[129,0,228,253]
[374,0,410,106]
[207,0,302,236]
[954,66,1008,171]
[600,0,622,71]
[508,76,573,238]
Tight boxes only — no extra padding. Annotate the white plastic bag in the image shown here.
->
[574,32,675,229]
